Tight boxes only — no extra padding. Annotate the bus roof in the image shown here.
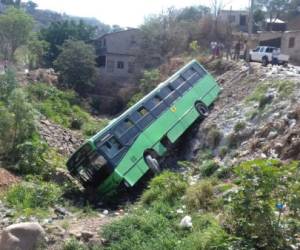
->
[88,59,203,143]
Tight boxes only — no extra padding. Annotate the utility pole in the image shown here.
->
[248,0,254,38]
[247,0,254,73]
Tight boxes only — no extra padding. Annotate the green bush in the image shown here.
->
[15,134,49,175]
[227,159,288,249]
[178,214,232,250]
[5,180,62,216]
[199,160,220,177]
[26,83,108,136]
[141,171,187,206]
[0,69,17,102]
[185,179,216,211]
[206,127,222,149]
[63,238,101,250]
[233,121,246,133]
[102,209,180,250]
[219,146,228,158]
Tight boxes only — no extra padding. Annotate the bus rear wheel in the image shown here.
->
[145,155,160,174]
[195,102,209,117]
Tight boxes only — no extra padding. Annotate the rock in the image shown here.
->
[81,231,94,242]
[0,222,45,250]
[176,209,184,214]
[267,131,278,139]
[179,215,192,229]
[102,210,109,215]
[54,206,70,217]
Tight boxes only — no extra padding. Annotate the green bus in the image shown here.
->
[67,60,220,194]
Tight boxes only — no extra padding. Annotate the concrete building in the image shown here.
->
[94,29,142,82]
[219,10,249,32]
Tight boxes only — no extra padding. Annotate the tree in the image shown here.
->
[257,0,289,24]
[27,34,49,69]
[0,7,34,61]
[40,20,97,67]
[0,0,21,8]
[23,0,37,12]
[54,40,97,96]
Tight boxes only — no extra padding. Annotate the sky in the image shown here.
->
[30,0,249,27]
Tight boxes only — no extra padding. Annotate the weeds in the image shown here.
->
[185,179,216,212]
[141,171,187,206]
[5,180,62,217]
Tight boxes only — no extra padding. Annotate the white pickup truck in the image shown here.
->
[249,46,289,66]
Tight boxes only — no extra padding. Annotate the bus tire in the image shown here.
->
[145,155,160,174]
[195,102,209,117]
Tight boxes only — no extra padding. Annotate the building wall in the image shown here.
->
[281,31,300,62]
[96,29,141,56]
[98,54,138,81]
[219,10,248,31]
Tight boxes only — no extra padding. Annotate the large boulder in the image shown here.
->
[0,222,45,250]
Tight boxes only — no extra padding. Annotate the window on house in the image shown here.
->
[96,56,106,67]
[131,35,137,44]
[229,15,235,23]
[289,37,295,48]
[103,38,106,48]
[128,62,135,73]
[107,60,115,73]
[117,61,124,69]
[240,15,246,26]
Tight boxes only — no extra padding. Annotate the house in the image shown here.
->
[256,30,300,62]
[94,29,142,81]
[219,10,249,32]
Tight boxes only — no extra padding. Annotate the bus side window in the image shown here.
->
[182,67,200,85]
[158,86,172,99]
[138,107,148,117]
[100,136,123,158]
[170,76,191,95]
[115,118,134,137]
[192,63,206,77]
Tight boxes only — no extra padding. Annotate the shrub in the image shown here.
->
[206,127,222,149]
[214,166,232,179]
[140,171,187,206]
[227,159,287,249]
[258,94,273,109]
[102,209,180,250]
[15,134,49,176]
[233,121,246,133]
[185,179,216,211]
[219,146,228,158]
[26,83,108,135]
[178,214,232,250]
[199,160,219,177]
[0,69,17,102]
[5,180,62,216]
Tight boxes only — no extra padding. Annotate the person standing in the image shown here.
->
[234,41,241,60]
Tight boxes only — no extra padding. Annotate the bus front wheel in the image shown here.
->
[195,102,209,117]
[145,155,160,174]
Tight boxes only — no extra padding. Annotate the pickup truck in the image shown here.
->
[249,46,289,66]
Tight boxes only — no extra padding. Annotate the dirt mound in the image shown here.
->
[0,168,20,191]
[38,119,84,157]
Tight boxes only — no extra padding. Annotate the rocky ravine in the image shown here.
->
[186,62,300,165]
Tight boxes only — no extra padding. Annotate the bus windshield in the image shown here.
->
[67,143,112,187]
